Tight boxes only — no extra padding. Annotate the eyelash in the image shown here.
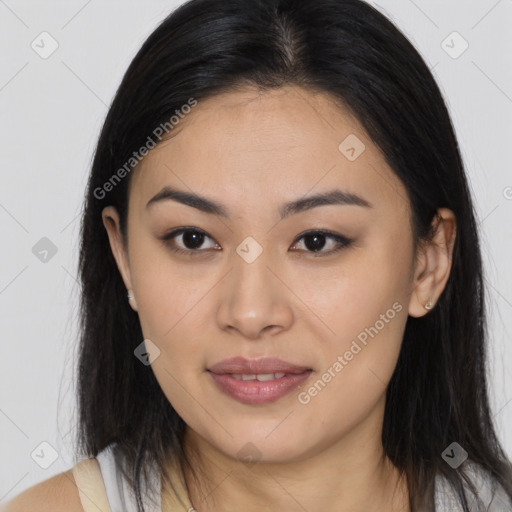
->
[159,227,353,258]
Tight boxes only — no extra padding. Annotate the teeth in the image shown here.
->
[232,372,287,381]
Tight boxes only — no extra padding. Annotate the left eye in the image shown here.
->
[159,228,352,257]
[290,230,353,256]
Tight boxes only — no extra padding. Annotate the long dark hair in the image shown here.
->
[76,0,512,510]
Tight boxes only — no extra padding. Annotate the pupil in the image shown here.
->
[305,233,326,252]
[183,231,204,249]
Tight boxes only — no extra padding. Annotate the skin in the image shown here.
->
[101,85,456,512]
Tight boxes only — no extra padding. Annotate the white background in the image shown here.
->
[0,0,511,500]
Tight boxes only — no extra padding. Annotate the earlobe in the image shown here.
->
[408,271,437,318]
[408,208,456,318]
[127,290,138,311]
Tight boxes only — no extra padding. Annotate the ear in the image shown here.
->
[408,207,457,318]
[102,206,138,311]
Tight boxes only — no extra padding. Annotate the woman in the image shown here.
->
[4,0,512,510]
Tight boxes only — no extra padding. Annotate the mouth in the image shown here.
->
[208,356,312,375]
[229,372,294,381]
[207,357,313,405]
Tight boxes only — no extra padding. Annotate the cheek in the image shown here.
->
[128,251,213,387]
[298,243,410,402]
[150,357,209,434]
[297,245,409,341]
[296,299,407,438]
[128,233,205,337]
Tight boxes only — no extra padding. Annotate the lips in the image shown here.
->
[207,357,313,404]
[208,356,312,376]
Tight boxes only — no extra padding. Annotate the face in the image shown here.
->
[102,85,447,465]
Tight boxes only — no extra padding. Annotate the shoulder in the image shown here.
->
[1,468,84,512]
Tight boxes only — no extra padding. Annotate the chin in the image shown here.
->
[208,424,319,465]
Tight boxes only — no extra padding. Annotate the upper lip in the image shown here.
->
[208,357,312,375]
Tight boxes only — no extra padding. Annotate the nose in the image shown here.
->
[216,250,294,340]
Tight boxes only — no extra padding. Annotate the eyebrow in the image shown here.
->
[146,185,373,219]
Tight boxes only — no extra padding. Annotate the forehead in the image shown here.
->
[129,85,408,217]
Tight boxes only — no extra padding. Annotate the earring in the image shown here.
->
[127,290,138,311]
[424,298,434,310]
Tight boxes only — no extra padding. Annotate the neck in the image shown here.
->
[174,400,410,512]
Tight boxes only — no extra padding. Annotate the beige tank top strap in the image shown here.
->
[71,458,112,512]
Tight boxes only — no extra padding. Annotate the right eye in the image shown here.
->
[159,227,221,256]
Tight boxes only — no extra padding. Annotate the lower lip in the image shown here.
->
[208,371,313,404]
